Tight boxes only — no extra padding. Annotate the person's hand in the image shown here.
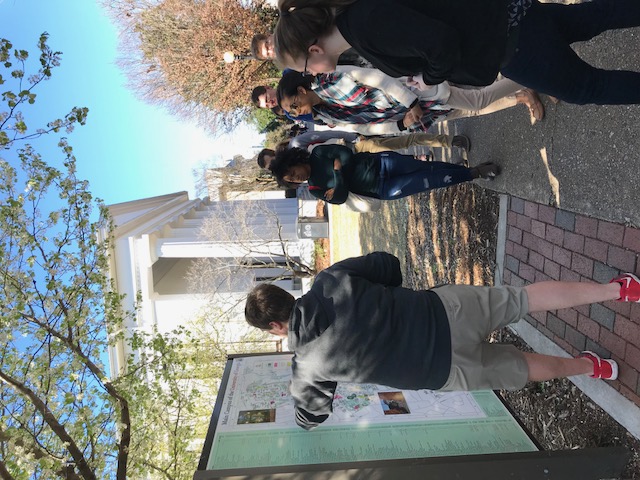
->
[402,103,423,128]
[333,158,342,170]
[325,188,335,200]
[405,75,434,91]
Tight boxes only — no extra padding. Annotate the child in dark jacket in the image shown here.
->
[269,145,499,204]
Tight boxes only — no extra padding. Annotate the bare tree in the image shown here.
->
[186,199,315,332]
[202,155,280,200]
[103,0,281,135]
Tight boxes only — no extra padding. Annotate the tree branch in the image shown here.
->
[0,428,82,480]
[19,312,131,480]
[0,460,16,480]
[0,369,96,480]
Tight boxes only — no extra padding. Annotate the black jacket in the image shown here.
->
[336,0,512,86]
[287,252,451,430]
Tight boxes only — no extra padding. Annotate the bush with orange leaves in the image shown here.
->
[105,0,281,135]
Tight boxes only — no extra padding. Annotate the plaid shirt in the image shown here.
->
[312,71,450,132]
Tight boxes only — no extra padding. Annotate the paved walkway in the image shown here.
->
[500,195,640,431]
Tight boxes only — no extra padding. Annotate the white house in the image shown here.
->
[100,191,313,378]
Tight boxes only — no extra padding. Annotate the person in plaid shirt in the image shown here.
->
[276,68,540,135]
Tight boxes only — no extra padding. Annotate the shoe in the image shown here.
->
[452,135,471,152]
[516,89,545,123]
[579,351,618,380]
[610,273,640,302]
[470,162,501,180]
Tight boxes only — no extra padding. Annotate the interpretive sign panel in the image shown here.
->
[197,353,537,476]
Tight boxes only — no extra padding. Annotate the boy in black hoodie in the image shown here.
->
[245,252,633,430]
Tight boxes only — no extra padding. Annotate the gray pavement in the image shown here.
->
[439,25,640,226]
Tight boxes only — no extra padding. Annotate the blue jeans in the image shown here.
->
[502,0,640,105]
[376,152,473,200]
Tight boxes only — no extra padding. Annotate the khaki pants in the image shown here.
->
[444,78,522,120]
[433,284,530,391]
[354,133,452,153]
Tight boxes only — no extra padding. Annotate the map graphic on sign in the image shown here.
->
[207,354,537,470]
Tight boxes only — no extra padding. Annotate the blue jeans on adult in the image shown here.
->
[501,0,640,105]
[376,152,473,200]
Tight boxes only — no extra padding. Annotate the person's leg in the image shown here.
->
[540,0,640,44]
[524,280,620,312]
[437,278,630,391]
[364,133,452,151]
[441,348,615,390]
[445,78,523,111]
[522,352,593,381]
[445,89,543,120]
[377,152,473,200]
[502,0,640,104]
[520,276,637,382]
[435,285,531,391]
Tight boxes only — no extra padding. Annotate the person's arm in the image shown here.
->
[290,361,337,430]
[337,65,417,108]
[310,145,351,204]
[308,183,348,205]
[404,78,452,103]
[331,251,403,287]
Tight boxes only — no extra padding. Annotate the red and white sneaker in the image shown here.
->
[579,351,618,380]
[610,273,640,302]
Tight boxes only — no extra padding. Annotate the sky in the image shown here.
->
[0,0,265,205]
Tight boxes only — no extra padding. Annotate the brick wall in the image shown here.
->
[503,196,640,405]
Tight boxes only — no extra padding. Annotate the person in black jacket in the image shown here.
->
[268,145,499,204]
[245,252,634,430]
[273,0,640,105]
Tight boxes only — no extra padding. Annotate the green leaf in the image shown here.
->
[15,121,27,133]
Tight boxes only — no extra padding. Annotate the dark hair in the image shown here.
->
[257,148,276,168]
[250,33,270,60]
[245,283,295,330]
[251,86,268,107]
[269,147,311,183]
[274,0,357,63]
[276,70,314,107]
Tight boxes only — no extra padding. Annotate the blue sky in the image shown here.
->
[0,0,264,205]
